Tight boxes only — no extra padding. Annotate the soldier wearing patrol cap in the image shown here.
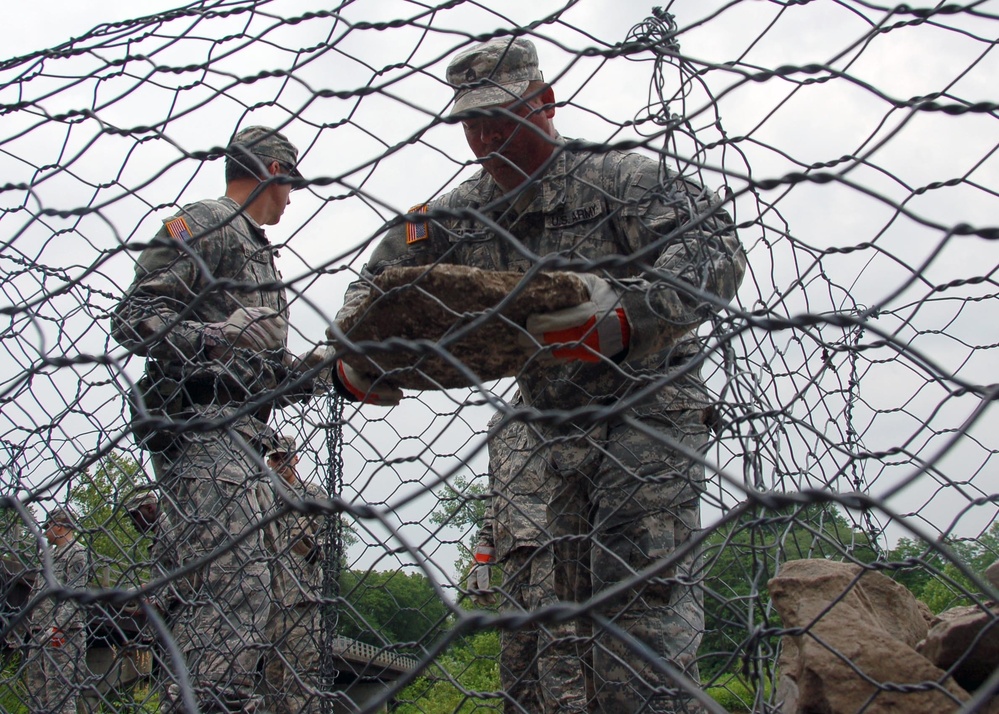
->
[121,489,164,594]
[111,126,326,711]
[124,489,160,536]
[23,506,88,714]
[265,434,299,464]
[260,434,327,714]
[330,36,746,713]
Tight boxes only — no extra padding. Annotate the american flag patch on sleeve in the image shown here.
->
[405,204,429,245]
[164,216,193,241]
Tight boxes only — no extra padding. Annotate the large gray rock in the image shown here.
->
[918,603,999,693]
[986,559,999,592]
[848,562,931,648]
[335,265,589,390]
[769,559,970,713]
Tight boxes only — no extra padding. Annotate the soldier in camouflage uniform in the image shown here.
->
[24,506,89,714]
[121,489,166,696]
[111,126,323,712]
[123,489,161,582]
[329,38,745,713]
[259,435,326,714]
[124,490,160,540]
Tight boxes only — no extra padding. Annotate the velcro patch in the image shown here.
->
[164,216,193,241]
[406,204,429,245]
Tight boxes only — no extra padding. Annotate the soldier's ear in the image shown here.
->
[540,85,556,117]
[524,84,556,119]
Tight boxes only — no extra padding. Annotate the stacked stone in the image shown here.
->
[769,558,999,713]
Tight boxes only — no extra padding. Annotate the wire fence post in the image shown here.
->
[320,390,345,713]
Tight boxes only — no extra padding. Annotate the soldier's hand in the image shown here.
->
[49,627,66,647]
[284,347,332,388]
[465,545,497,607]
[205,306,288,358]
[333,360,403,406]
[284,345,328,372]
[522,273,630,363]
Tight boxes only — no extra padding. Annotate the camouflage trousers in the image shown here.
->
[22,626,86,714]
[498,545,587,714]
[494,408,708,714]
[151,420,275,713]
[261,604,323,714]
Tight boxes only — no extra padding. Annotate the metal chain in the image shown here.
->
[319,390,345,713]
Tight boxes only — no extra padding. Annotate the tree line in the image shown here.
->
[3,455,995,712]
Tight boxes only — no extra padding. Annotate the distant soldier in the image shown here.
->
[121,488,173,711]
[24,506,88,714]
[124,490,160,539]
[261,435,327,714]
[123,489,161,582]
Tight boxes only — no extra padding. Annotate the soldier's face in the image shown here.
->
[268,452,299,481]
[462,86,557,191]
[44,523,70,545]
[130,504,158,534]
[261,161,293,225]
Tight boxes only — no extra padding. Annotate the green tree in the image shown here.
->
[393,630,501,713]
[0,502,36,566]
[431,475,488,536]
[885,522,999,613]
[883,536,945,599]
[338,569,453,652]
[68,451,151,589]
[430,474,488,576]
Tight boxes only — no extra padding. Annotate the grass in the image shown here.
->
[705,673,772,713]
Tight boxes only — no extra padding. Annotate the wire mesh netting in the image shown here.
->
[0,0,997,712]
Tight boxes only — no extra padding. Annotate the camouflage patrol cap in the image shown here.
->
[44,506,79,530]
[447,37,545,117]
[124,490,159,512]
[228,125,303,181]
[266,435,298,459]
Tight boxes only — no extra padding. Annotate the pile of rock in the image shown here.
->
[768,558,999,713]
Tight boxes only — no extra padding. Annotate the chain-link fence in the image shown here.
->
[1,1,997,712]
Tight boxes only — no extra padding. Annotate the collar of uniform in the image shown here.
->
[509,143,570,217]
[218,195,270,243]
[53,536,78,552]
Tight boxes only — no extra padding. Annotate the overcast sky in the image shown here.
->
[1,0,997,586]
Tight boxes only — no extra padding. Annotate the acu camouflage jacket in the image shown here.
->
[111,197,312,433]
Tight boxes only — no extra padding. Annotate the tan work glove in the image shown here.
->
[465,545,497,607]
[522,273,631,362]
[204,306,288,358]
